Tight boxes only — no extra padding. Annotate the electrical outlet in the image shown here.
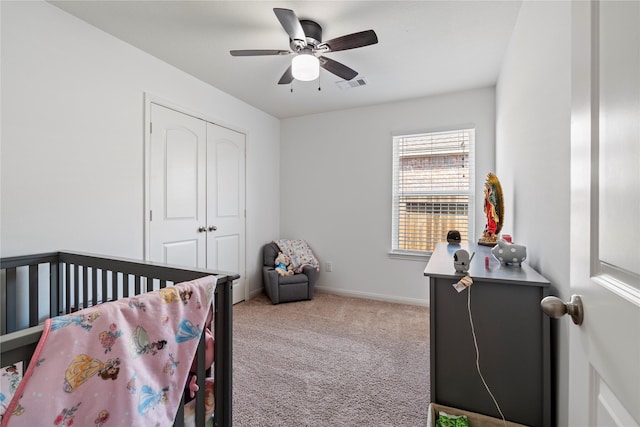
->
[326,261,333,272]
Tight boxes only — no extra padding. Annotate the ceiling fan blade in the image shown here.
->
[319,30,378,52]
[278,66,294,85]
[273,8,306,45]
[319,56,358,81]
[230,49,291,57]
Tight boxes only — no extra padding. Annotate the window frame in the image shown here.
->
[390,128,475,257]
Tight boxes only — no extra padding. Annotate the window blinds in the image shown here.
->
[392,129,475,254]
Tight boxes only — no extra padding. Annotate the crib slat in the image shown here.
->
[134,275,141,295]
[74,264,80,312]
[91,267,98,307]
[123,273,129,298]
[4,267,17,333]
[29,264,38,327]
[65,263,71,314]
[110,270,118,301]
[81,265,88,310]
[174,398,185,427]
[50,261,60,317]
[195,329,206,426]
[101,269,108,303]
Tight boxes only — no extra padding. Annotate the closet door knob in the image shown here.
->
[198,226,207,233]
[208,225,218,232]
[541,295,584,325]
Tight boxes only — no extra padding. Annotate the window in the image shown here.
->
[391,128,475,255]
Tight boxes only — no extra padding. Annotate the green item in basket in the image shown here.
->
[436,411,469,427]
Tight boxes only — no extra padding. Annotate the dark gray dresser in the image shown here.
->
[424,242,551,427]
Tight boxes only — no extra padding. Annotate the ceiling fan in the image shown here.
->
[230,8,378,84]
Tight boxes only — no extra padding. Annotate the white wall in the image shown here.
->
[0,1,280,297]
[281,87,496,305]
[495,1,571,425]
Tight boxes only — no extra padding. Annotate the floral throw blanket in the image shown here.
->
[274,239,319,273]
[0,275,217,427]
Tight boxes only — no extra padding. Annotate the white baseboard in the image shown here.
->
[247,285,429,307]
[248,287,264,300]
[315,285,429,307]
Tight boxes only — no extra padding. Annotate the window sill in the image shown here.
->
[388,251,431,262]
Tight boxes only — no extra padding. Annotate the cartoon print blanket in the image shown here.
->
[274,239,320,273]
[0,275,217,427]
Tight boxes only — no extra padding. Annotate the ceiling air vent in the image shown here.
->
[336,77,368,90]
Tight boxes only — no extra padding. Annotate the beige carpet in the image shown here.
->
[232,291,430,426]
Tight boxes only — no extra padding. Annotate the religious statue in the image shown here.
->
[478,172,504,247]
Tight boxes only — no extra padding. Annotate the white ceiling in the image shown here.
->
[49,1,522,119]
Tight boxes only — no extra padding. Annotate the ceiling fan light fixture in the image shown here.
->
[291,54,319,81]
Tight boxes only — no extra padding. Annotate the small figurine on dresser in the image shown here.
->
[478,172,504,247]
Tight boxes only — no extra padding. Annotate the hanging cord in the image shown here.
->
[467,286,507,427]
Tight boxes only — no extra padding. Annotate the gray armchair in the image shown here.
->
[262,242,319,304]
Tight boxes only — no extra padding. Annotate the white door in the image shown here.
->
[149,103,207,268]
[206,122,246,304]
[148,103,246,304]
[569,1,640,426]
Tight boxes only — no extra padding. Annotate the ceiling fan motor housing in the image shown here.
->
[297,20,322,49]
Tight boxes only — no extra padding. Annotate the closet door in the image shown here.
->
[206,123,246,303]
[148,103,247,303]
[149,103,207,268]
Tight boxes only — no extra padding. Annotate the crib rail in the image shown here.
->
[0,251,236,427]
[1,252,60,333]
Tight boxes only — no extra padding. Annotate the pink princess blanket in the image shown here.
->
[0,275,217,427]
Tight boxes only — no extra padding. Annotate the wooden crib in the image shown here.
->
[0,251,236,427]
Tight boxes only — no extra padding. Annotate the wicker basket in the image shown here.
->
[427,403,529,427]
